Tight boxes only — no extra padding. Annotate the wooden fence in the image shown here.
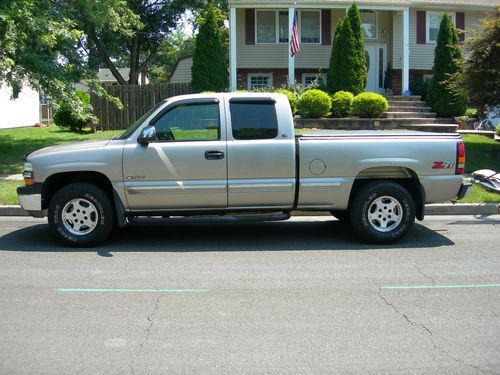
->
[90,82,191,130]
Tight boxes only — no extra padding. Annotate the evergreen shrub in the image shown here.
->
[297,89,332,118]
[330,91,354,118]
[352,92,388,118]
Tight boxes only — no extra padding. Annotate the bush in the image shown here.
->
[409,77,429,101]
[465,107,478,117]
[296,89,332,118]
[331,91,354,118]
[496,123,500,136]
[352,92,388,118]
[53,90,95,131]
[274,89,297,114]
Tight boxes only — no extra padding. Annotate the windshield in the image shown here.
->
[116,101,165,140]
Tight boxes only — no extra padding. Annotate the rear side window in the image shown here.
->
[230,102,278,140]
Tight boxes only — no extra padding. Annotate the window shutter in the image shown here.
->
[245,9,255,45]
[456,12,465,42]
[321,10,331,45]
[416,11,426,44]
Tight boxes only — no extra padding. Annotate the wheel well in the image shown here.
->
[348,167,425,220]
[42,171,114,210]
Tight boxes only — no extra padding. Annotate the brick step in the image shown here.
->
[387,106,432,112]
[385,112,437,119]
[387,100,428,107]
[385,95,422,101]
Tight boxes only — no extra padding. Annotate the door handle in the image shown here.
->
[205,150,224,160]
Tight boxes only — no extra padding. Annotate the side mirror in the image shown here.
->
[137,126,156,146]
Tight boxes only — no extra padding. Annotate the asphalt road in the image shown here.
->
[0,215,499,375]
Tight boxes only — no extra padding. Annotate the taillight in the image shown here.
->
[456,141,465,175]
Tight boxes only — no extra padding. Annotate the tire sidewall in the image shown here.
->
[48,184,113,246]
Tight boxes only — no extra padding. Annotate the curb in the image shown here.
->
[1,204,499,218]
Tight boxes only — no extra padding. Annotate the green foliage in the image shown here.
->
[383,62,392,91]
[53,90,97,132]
[191,1,228,92]
[352,92,388,118]
[274,89,298,114]
[347,2,368,91]
[427,13,467,117]
[409,77,429,101]
[331,91,354,118]
[232,90,249,93]
[449,14,499,107]
[465,107,478,117]
[497,123,500,136]
[297,89,332,118]
[327,12,366,95]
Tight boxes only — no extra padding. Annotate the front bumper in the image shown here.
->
[17,184,44,218]
[457,182,473,200]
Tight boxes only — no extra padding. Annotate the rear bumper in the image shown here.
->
[17,184,44,218]
[457,182,473,200]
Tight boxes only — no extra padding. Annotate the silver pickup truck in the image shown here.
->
[18,93,471,246]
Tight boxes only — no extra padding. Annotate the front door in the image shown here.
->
[122,99,227,211]
[365,44,386,93]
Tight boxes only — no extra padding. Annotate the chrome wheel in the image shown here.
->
[61,198,98,236]
[367,196,403,232]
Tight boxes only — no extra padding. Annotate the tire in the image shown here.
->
[48,183,114,247]
[350,181,415,244]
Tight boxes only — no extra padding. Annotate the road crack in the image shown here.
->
[378,288,491,374]
[414,265,436,286]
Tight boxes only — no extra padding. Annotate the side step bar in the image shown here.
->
[127,212,291,225]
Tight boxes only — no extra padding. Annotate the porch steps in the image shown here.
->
[385,95,422,102]
[385,111,437,119]
[388,105,431,112]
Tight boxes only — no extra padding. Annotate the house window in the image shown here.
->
[248,74,273,90]
[302,73,325,86]
[427,12,455,43]
[360,10,377,39]
[300,11,320,43]
[256,10,289,44]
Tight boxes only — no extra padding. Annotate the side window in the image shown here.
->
[230,102,278,140]
[153,103,220,142]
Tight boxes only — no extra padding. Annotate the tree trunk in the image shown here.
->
[88,28,126,85]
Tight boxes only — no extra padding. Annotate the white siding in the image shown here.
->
[170,57,193,83]
[393,9,489,70]
[0,85,40,129]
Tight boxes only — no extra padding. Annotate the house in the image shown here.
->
[75,67,149,92]
[170,55,193,84]
[228,0,499,93]
[0,85,40,129]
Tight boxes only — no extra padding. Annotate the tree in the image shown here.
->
[347,2,368,91]
[427,13,467,117]
[327,18,344,93]
[449,13,499,107]
[191,1,228,92]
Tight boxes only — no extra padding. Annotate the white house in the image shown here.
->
[0,85,40,129]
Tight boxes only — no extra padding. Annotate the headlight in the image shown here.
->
[23,162,34,185]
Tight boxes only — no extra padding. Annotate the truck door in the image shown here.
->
[122,98,227,210]
[225,97,296,208]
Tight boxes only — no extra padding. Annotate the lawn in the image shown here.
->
[462,134,500,173]
[0,180,23,205]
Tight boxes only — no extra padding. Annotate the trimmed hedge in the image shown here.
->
[352,92,388,118]
[274,89,297,114]
[331,91,354,118]
[297,89,332,118]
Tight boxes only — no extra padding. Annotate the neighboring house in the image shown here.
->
[75,67,149,92]
[170,55,193,84]
[228,0,499,93]
[0,84,40,129]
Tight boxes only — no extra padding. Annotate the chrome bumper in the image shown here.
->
[17,184,44,218]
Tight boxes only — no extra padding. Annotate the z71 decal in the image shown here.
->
[432,161,455,169]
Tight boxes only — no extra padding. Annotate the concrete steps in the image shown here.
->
[387,105,432,112]
[385,112,437,119]
[385,95,422,101]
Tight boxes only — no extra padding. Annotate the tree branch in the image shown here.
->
[88,27,127,85]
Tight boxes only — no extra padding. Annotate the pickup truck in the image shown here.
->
[17,93,471,246]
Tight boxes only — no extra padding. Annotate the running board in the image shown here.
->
[127,212,291,225]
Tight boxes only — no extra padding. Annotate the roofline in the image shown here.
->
[170,55,193,78]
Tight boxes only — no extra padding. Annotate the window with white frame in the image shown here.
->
[248,74,273,90]
[427,12,455,43]
[360,10,377,39]
[302,73,325,86]
[256,10,289,44]
[300,11,320,43]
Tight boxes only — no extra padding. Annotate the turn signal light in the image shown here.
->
[456,141,465,175]
[23,171,34,186]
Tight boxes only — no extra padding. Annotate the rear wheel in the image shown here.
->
[48,183,114,247]
[350,181,415,244]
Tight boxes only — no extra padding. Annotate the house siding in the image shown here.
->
[393,9,487,70]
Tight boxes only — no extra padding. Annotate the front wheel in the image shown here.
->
[350,181,415,244]
[48,183,114,247]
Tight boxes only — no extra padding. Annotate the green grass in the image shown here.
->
[459,183,500,204]
[0,126,122,174]
[462,134,500,173]
[0,180,23,205]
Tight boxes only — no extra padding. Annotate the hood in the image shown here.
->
[27,140,111,159]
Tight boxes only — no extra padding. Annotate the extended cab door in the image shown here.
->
[122,98,227,210]
[225,96,296,208]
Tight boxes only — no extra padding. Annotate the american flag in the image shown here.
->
[290,12,300,57]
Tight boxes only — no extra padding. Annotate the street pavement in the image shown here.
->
[0,215,499,374]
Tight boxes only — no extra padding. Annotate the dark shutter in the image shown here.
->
[456,12,465,42]
[416,11,426,44]
[245,9,255,45]
[321,10,331,45]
